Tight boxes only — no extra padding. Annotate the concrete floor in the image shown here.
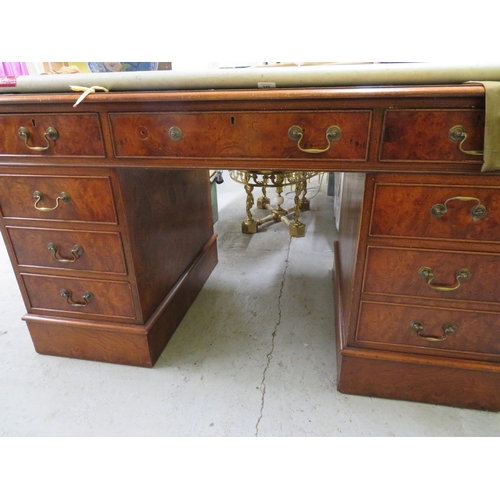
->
[1,171,499,437]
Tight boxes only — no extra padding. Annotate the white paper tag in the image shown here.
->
[258,82,276,88]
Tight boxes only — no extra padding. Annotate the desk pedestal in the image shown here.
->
[335,172,500,411]
[0,167,217,367]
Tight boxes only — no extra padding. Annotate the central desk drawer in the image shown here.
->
[21,274,136,320]
[380,109,484,162]
[0,113,105,157]
[0,174,117,223]
[363,246,500,305]
[7,227,127,274]
[356,301,500,358]
[109,111,371,160]
[369,182,500,242]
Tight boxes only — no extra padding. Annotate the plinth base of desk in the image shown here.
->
[336,349,500,412]
[23,235,218,368]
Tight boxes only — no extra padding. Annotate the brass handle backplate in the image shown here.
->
[418,266,472,292]
[33,191,71,211]
[18,126,59,151]
[288,125,342,153]
[449,125,483,156]
[60,289,94,307]
[47,242,84,263]
[431,196,487,220]
[410,320,458,342]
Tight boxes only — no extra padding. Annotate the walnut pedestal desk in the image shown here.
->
[1,84,499,411]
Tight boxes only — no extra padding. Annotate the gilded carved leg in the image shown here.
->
[229,170,315,237]
[289,177,306,237]
[299,177,311,211]
[257,174,270,209]
[242,174,258,234]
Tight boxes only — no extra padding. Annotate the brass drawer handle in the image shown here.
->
[47,242,84,263]
[431,196,487,220]
[288,125,341,154]
[18,126,59,151]
[60,288,94,307]
[449,125,483,156]
[410,320,458,342]
[33,191,71,211]
[418,267,472,292]
[168,126,182,141]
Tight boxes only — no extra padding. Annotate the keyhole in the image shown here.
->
[230,116,235,125]
[31,119,36,127]
[136,126,149,140]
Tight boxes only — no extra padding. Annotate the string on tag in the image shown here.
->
[70,85,109,107]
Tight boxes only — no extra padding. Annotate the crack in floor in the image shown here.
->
[255,238,292,437]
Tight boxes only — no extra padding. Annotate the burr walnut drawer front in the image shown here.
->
[0,175,117,223]
[109,111,371,160]
[21,274,136,320]
[0,113,105,157]
[363,246,500,305]
[379,109,484,162]
[7,227,127,274]
[369,182,500,242]
[356,301,500,358]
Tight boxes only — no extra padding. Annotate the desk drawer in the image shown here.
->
[7,227,127,274]
[110,111,371,160]
[380,109,484,162]
[21,273,136,320]
[370,182,500,242]
[356,301,500,358]
[363,246,500,305]
[0,175,117,223]
[0,113,105,157]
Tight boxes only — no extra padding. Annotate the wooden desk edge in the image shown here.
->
[0,84,486,105]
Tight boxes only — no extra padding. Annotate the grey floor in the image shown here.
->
[1,171,499,437]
